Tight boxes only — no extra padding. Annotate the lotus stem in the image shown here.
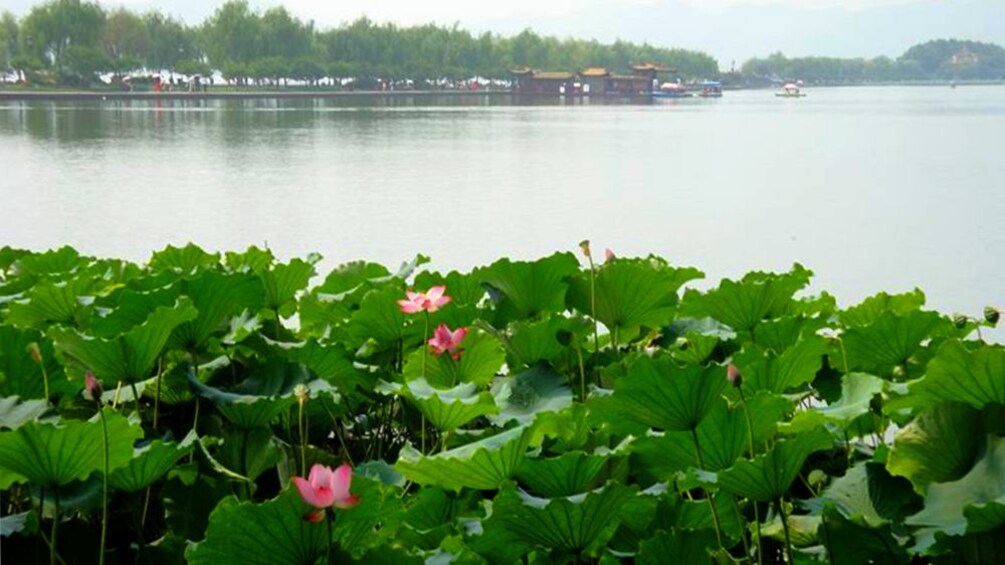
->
[690,428,725,552]
[421,312,430,454]
[587,254,600,364]
[98,407,110,565]
[153,357,163,432]
[39,355,50,402]
[298,400,307,476]
[777,497,795,564]
[576,347,586,401]
[129,381,142,419]
[50,487,60,565]
[738,387,764,565]
[326,510,333,564]
[241,428,251,500]
[729,496,752,564]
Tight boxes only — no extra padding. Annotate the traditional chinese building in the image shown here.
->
[510,68,577,95]
[511,63,673,96]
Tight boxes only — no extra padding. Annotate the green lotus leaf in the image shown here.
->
[490,364,573,427]
[0,246,28,274]
[567,257,702,344]
[187,365,305,429]
[215,427,282,483]
[185,489,327,565]
[906,435,1005,547]
[89,284,179,338]
[109,430,198,492]
[0,408,142,488]
[297,293,352,337]
[5,276,98,330]
[817,462,922,528]
[632,391,791,480]
[260,256,319,318]
[679,264,813,333]
[10,246,86,278]
[840,289,927,327]
[840,310,951,376]
[330,475,406,558]
[400,486,460,550]
[50,298,197,383]
[637,528,717,565]
[500,315,576,369]
[516,439,630,497]
[396,426,530,491]
[815,372,885,425]
[397,378,498,432]
[908,340,1005,410]
[486,482,637,554]
[149,244,220,273]
[592,354,727,433]
[169,271,266,350]
[0,510,37,538]
[268,338,371,393]
[473,253,579,322]
[718,427,833,501]
[346,283,410,347]
[0,326,68,399]
[887,402,983,492]
[0,396,49,430]
[818,504,910,565]
[732,335,828,394]
[752,315,825,354]
[403,330,505,388]
[224,246,275,273]
[315,260,390,296]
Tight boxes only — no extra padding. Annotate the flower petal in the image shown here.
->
[331,463,354,500]
[334,494,360,510]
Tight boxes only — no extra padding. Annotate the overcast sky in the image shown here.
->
[6,0,1004,66]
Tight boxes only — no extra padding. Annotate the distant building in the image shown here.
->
[511,63,672,96]
[952,48,979,66]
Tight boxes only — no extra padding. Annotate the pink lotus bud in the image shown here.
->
[84,372,103,401]
[727,364,742,388]
[303,510,325,523]
[604,248,616,262]
[26,342,42,364]
[293,463,360,511]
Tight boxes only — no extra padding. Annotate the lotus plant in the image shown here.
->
[400,286,454,453]
[428,324,467,360]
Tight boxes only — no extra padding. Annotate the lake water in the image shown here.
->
[1,86,1002,321]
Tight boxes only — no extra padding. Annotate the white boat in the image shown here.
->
[652,82,692,99]
[775,82,806,98]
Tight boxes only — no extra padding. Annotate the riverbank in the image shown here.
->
[0,88,515,102]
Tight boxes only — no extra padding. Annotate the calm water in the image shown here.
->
[1,86,1003,320]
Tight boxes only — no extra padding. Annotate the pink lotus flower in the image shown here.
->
[293,463,360,512]
[604,248,616,262]
[398,286,452,314]
[428,324,468,360]
[84,372,103,402]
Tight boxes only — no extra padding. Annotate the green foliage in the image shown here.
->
[0,245,998,564]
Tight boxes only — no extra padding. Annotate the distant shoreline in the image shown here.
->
[0,80,1001,102]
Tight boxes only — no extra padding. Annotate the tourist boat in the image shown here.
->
[698,80,723,98]
[775,83,806,98]
[652,82,692,99]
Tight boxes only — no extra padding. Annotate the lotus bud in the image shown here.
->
[294,383,310,406]
[604,248,616,262]
[985,307,1000,326]
[84,372,103,402]
[727,364,742,388]
[953,314,969,329]
[304,510,325,523]
[26,342,42,364]
[578,240,592,259]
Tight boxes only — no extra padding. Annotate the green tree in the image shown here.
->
[102,8,148,68]
[201,0,261,69]
[143,12,197,70]
[19,0,105,71]
[0,11,18,75]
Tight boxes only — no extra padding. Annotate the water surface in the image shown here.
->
[1,87,1002,319]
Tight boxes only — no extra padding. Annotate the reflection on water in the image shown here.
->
[1,86,1003,330]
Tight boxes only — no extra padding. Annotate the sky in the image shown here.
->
[5,0,1004,66]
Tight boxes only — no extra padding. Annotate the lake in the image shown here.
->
[0,86,1002,322]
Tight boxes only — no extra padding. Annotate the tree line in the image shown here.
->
[742,40,1005,84]
[0,0,719,87]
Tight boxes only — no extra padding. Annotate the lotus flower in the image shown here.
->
[293,463,360,511]
[428,324,468,360]
[84,372,103,402]
[398,286,452,314]
[604,248,616,261]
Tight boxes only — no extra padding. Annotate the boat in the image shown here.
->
[652,82,692,99]
[698,80,723,98]
[775,82,806,98]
